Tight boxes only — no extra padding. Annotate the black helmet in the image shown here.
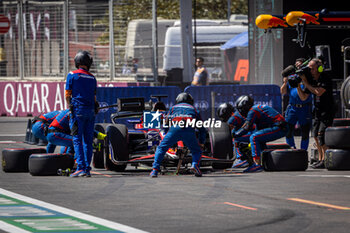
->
[235,95,254,117]
[74,51,93,70]
[217,103,234,122]
[175,92,194,105]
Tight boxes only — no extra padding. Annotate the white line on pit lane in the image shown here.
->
[0,221,30,233]
[0,141,19,144]
[0,188,149,233]
[0,134,26,136]
[298,175,350,178]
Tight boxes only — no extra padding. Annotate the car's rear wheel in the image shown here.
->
[105,124,129,172]
[208,122,234,169]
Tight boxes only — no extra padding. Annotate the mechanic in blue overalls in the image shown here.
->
[217,103,254,168]
[280,58,312,150]
[65,50,98,178]
[217,103,246,168]
[32,110,61,153]
[228,107,255,168]
[150,93,207,177]
[46,109,74,154]
[233,95,288,173]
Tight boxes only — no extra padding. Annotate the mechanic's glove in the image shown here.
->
[69,104,74,115]
[95,101,100,114]
[97,132,107,140]
[70,120,78,136]
[43,126,48,136]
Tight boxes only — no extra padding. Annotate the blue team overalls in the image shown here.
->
[47,109,74,154]
[152,103,207,171]
[228,110,252,158]
[285,83,312,150]
[66,68,97,173]
[31,110,61,153]
[235,105,287,159]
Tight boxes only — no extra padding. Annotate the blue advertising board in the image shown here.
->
[184,84,282,120]
[96,85,281,123]
[95,86,182,123]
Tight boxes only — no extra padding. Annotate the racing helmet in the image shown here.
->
[74,50,93,70]
[235,95,254,117]
[217,103,234,122]
[175,92,194,105]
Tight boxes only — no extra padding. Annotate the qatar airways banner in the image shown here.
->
[0,81,149,117]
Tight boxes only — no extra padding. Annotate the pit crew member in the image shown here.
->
[150,93,207,177]
[31,110,61,153]
[65,50,98,177]
[233,95,288,173]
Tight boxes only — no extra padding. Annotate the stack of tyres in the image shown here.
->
[325,120,350,170]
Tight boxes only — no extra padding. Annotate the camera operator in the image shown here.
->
[298,58,335,169]
[280,58,312,151]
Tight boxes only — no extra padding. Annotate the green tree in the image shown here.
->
[95,0,248,45]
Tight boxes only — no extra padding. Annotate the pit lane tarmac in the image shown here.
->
[1,117,350,233]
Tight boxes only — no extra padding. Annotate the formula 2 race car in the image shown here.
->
[92,96,234,173]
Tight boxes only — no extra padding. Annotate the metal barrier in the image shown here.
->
[184,84,282,120]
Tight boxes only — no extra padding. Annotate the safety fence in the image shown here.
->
[1,0,247,85]
[0,0,156,81]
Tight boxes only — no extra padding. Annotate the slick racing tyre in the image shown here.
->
[325,127,350,149]
[340,75,350,109]
[105,124,129,172]
[2,148,46,172]
[262,149,308,171]
[325,149,350,170]
[28,153,74,176]
[209,122,234,169]
[93,124,105,169]
[266,143,291,150]
[332,118,350,127]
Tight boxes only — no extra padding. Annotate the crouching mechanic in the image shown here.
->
[32,110,61,153]
[47,109,106,161]
[65,50,98,178]
[233,95,288,172]
[150,93,207,177]
[47,109,74,154]
[216,103,254,168]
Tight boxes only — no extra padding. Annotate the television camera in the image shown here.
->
[281,58,314,88]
